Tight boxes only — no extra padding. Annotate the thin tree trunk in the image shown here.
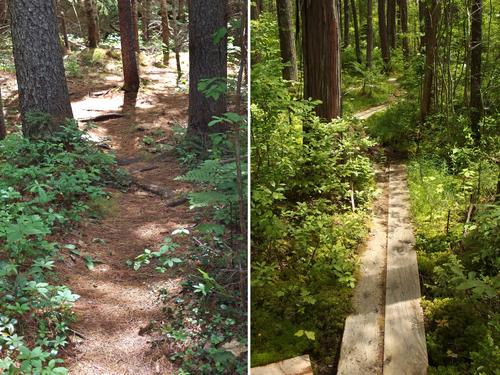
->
[420,0,440,121]
[118,0,140,92]
[276,0,298,81]
[387,0,396,49]
[343,0,350,48]
[131,0,139,51]
[302,0,342,120]
[141,0,150,42]
[470,0,482,144]
[172,0,182,82]
[351,0,362,63]
[366,0,373,67]
[9,0,73,137]
[84,0,99,48]
[399,0,409,58]
[378,0,391,69]
[251,0,262,19]
[178,0,186,20]
[187,0,228,146]
[59,10,71,53]
[0,85,5,140]
[160,0,170,65]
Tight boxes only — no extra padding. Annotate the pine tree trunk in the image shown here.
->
[470,0,482,144]
[141,0,150,42]
[251,0,262,19]
[378,0,391,69]
[418,0,426,51]
[399,0,409,58]
[276,0,298,81]
[351,0,362,64]
[0,85,5,140]
[9,0,73,137]
[160,0,170,65]
[0,0,7,24]
[131,0,140,52]
[387,0,396,49]
[366,0,373,67]
[84,0,100,48]
[302,0,342,120]
[178,0,186,20]
[118,0,140,92]
[420,0,440,122]
[343,0,350,48]
[187,0,227,145]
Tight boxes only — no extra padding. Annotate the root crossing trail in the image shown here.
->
[338,163,428,375]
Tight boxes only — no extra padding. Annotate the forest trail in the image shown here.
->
[338,108,427,374]
[2,54,195,374]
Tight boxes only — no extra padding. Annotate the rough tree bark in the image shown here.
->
[131,0,140,52]
[84,0,100,48]
[366,0,373,67]
[160,0,170,65]
[276,0,298,81]
[470,0,482,144]
[302,0,342,120]
[387,0,396,49]
[399,0,409,58]
[343,0,350,48]
[351,0,362,64]
[9,0,73,137]
[378,0,391,69]
[420,0,440,122]
[118,0,140,92]
[187,0,227,145]
[141,0,150,42]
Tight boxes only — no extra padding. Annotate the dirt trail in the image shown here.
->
[56,56,195,374]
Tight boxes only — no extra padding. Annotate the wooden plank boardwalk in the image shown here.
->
[338,163,428,375]
[251,355,313,375]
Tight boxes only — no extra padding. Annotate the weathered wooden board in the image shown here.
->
[383,164,428,375]
[251,355,313,375]
[337,167,388,375]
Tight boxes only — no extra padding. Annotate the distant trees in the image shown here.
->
[160,0,170,65]
[302,0,342,120]
[366,0,373,67]
[377,0,391,69]
[9,0,73,137]
[0,86,5,140]
[187,0,227,145]
[118,0,140,92]
[470,0,483,144]
[84,0,100,48]
[276,0,298,81]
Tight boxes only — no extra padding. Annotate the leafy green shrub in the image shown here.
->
[0,120,123,373]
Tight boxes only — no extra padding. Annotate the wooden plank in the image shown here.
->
[337,167,388,375]
[252,355,313,375]
[383,163,428,375]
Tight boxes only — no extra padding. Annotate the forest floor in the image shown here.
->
[1,53,196,374]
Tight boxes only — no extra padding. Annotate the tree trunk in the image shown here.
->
[470,0,482,144]
[84,0,100,48]
[0,85,5,140]
[160,0,170,65]
[118,0,140,92]
[131,0,140,52]
[302,0,342,120]
[276,0,298,81]
[178,0,186,20]
[418,0,426,51]
[366,0,373,67]
[387,0,396,49]
[351,0,362,63]
[187,0,227,146]
[0,0,7,24]
[399,0,409,58]
[141,0,150,42]
[9,0,73,137]
[251,0,262,19]
[59,10,71,53]
[420,0,440,122]
[377,0,391,69]
[343,0,349,48]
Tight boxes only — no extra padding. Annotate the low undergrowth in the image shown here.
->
[0,120,123,373]
[129,120,248,374]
